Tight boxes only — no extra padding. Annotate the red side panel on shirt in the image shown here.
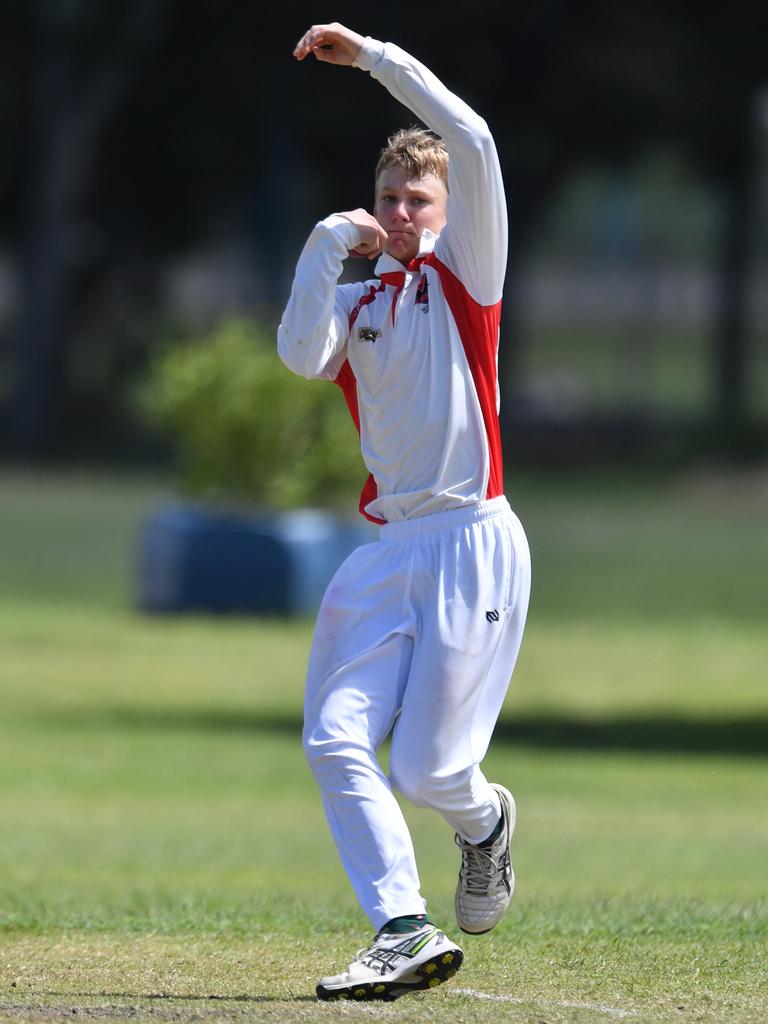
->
[349,282,385,329]
[333,359,385,524]
[425,254,504,500]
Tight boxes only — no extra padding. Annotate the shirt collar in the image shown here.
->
[374,229,438,278]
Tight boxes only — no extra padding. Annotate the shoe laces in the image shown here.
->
[455,833,505,895]
[349,937,385,972]
[355,932,388,961]
[354,926,407,960]
[353,926,429,973]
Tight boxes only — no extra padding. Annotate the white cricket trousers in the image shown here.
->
[302,496,531,931]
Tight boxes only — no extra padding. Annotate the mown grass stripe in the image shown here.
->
[453,987,639,1017]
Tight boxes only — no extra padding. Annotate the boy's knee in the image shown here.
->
[303,722,338,766]
[390,746,474,812]
[302,720,336,773]
[302,721,373,782]
[390,752,439,808]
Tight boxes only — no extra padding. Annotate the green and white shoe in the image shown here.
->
[454,783,515,934]
[316,923,463,1001]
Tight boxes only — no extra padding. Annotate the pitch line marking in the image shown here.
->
[452,987,639,1018]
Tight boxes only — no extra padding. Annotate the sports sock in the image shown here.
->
[477,814,504,847]
[381,914,430,934]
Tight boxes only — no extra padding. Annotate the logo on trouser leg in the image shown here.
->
[485,609,499,623]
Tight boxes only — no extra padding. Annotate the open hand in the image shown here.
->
[293,23,365,66]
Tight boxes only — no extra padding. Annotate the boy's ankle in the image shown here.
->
[381,914,430,934]
[476,814,504,847]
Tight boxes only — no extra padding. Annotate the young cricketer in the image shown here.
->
[278,21,531,1002]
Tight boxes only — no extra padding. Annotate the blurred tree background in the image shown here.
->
[0,0,766,479]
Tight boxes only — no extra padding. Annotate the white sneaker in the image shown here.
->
[316,923,463,1001]
[454,783,515,934]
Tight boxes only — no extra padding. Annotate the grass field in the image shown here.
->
[0,464,766,1023]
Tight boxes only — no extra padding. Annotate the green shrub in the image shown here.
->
[142,319,363,510]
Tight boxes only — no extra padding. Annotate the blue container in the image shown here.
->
[274,509,374,615]
[137,502,373,616]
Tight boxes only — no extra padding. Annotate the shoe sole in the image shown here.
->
[316,947,463,1001]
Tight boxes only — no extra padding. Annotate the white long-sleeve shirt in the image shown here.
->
[278,37,508,524]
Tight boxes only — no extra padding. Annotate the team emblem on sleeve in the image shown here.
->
[358,327,382,343]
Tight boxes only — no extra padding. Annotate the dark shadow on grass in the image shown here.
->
[27,707,768,757]
[492,715,768,757]
[36,991,316,1003]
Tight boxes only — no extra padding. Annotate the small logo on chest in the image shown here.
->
[415,273,429,312]
[358,327,382,343]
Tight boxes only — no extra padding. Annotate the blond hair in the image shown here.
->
[375,126,449,191]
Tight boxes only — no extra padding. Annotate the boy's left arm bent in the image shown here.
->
[278,206,387,380]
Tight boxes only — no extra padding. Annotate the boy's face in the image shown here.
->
[374,165,447,265]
